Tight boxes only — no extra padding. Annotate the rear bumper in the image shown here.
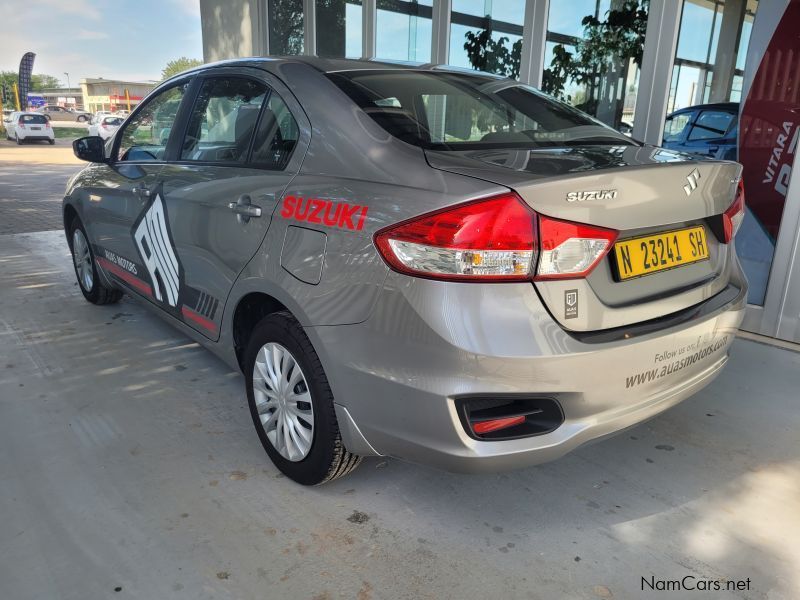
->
[309,267,747,473]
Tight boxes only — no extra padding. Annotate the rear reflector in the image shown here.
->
[535,215,618,279]
[723,179,745,243]
[472,415,526,435]
[374,193,537,281]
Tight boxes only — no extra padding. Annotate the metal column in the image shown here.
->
[631,0,682,145]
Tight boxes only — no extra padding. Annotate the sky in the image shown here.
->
[0,0,202,85]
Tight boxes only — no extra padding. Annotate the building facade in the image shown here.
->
[199,0,800,342]
[79,78,157,113]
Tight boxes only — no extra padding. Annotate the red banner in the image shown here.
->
[738,0,800,240]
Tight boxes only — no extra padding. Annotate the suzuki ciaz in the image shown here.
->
[65,58,747,484]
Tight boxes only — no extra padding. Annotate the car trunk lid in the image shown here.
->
[425,144,742,332]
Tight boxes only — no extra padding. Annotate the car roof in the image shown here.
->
[167,56,504,81]
[671,102,739,115]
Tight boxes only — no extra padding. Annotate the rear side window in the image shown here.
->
[687,110,734,141]
[105,117,124,126]
[250,92,299,170]
[20,114,47,125]
[181,77,268,163]
[327,70,632,150]
[116,83,188,162]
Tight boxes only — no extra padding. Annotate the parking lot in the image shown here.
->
[1,145,799,599]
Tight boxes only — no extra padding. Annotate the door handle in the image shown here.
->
[132,186,150,197]
[228,195,262,223]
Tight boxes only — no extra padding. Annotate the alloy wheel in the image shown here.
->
[253,342,314,462]
[72,229,94,292]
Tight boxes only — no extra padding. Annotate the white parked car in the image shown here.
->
[5,112,55,144]
[88,115,124,140]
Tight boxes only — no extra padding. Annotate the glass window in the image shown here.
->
[687,110,733,141]
[327,70,633,150]
[663,112,693,142]
[251,92,300,170]
[543,1,648,131]
[181,78,268,163]
[449,0,524,76]
[676,0,717,63]
[316,0,362,58]
[117,83,188,162]
[375,0,431,62]
[269,0,304,55]
[20,114,48,125]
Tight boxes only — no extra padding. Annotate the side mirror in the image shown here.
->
[73,136,107,163]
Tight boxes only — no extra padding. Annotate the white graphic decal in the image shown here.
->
[134,194,180,306]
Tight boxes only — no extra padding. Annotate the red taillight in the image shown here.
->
[472,415,526,435]
[18,118,24,126]
[45,121,51,129]
[723,179,745,243]
[374,193,537,281]
[535,215,618,279]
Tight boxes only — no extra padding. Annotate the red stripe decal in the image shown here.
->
[181,305,218,334]
[96,257,152,296]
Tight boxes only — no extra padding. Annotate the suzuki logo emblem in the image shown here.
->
[683,168,701,196]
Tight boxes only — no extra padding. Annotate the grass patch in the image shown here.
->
[54,128,90,139]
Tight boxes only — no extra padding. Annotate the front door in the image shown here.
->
[88,79,193,309]
[156,69,309,340]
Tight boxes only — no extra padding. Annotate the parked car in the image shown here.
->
[662,102,739,160]
[6,111,54,144]
[65,58,747,485]
[115,109,131,117]
[88,115,124,140]
[37,104,91,122]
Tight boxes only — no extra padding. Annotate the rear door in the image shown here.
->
[155,67,310,340]
[85,79,193,304]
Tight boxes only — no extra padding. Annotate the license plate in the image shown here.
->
[31,126,41,130]
[613,225,709,281]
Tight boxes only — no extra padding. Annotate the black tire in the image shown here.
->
[16,136,22,145]
[77,115,87,122]
[244,311,362,485]
[48,139,55,145]
[68,217,122,305]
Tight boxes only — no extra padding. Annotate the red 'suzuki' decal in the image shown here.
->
[97,256,153,297]
[181,305,218,334]
[280,195,369,231]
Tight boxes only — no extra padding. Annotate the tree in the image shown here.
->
[463,1,648,126]
[463,22,521,79]
[542,0,649,123]
[269,0,303,55]
[1,71,64,92]
[161,57,203,80]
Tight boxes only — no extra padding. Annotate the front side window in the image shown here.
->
[327,70,632,150]
[181,77,268,163]
[116,83,188,162]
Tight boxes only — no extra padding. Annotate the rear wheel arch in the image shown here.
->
[232,292,291,371]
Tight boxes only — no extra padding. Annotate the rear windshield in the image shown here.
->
[327,70,634,151]
[104,117,124,126]
[20,114,48,125]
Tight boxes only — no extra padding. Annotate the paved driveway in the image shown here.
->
[0,229,798,600]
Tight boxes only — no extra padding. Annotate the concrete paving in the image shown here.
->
[1,230,799,600]
[0,163,80,234]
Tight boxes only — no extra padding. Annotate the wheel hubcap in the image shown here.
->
[72,229,93,292]
[253,342,314,462]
